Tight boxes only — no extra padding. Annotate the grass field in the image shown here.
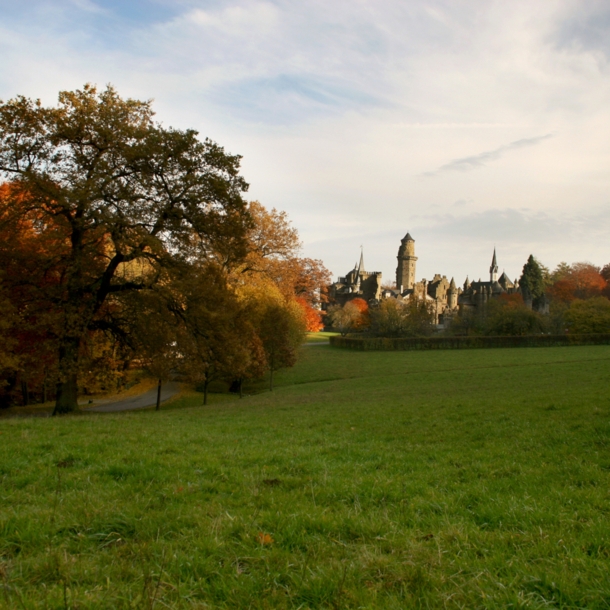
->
[305,332,339,343]
[1,345,610,608]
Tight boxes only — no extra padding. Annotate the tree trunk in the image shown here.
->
[21,380,29,406]
[203,378,209,405]
[156,379,162,411]
[53,336,81,415]
[269,352,274,391]
[42,370,47,404]
[54,373,78,415]
[239,379,243,399]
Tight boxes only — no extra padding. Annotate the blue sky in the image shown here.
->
[1,0,609,283]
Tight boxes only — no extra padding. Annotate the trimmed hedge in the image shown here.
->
[329,334,610,351]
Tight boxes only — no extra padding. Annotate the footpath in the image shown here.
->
[84,381,181,413]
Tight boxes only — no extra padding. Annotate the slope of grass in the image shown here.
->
[305,332,338,343]
[1,345,610,608]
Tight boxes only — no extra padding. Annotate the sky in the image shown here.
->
[1,0,609,284]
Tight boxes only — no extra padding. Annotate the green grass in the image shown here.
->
[1,345,610,608]
[306,331,339,343]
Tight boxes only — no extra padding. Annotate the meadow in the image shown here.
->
[1,345,610,608]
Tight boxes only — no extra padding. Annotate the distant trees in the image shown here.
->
[444,256,610,337]
[369,298,434,338]
[564,298,610,334]
[447,293,547,337]
[547,262,607,303]
[481,294,546,336]
[327,300,365,336]
[602,264,610,299]
[296,297,324,332]
[539,261,609,334]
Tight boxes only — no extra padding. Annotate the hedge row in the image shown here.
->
[329,333,610,351]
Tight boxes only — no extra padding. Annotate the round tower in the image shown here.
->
[396,232,417,291]
[448,277,458,308]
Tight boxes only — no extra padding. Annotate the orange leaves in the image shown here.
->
[547,279,578,304]
[256,532,274,546]
[496,293,525,308]
[547,263,607,304]
[295,297,324,332]
[240,201,331,308]
[349,298,370,330]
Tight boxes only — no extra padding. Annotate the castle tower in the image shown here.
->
[396,232,417,291]
[448,277,458,309]
[490,248,498,282]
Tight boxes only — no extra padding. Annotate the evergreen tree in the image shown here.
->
[519,255,545,309]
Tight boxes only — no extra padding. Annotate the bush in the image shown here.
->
[483,295,547,336]
[330,334,610,351]
[326,301,363,336]
[447,295,546,337]
[369,298,434,338]
[564,297,610,334]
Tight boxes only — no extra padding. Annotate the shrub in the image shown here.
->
[369,298,434,338]
[564,297,610,334]
[483,295,547,336]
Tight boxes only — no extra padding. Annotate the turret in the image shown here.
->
[448,277,458,308]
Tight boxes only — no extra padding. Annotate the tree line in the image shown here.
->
[0,86,330,413]
[327,256,610,338]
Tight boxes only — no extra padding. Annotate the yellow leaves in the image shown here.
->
[233,273,285,307]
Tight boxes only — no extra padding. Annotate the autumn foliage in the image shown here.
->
[547,263,607,304]
[296,297,324,332]
[0,86,330,411]
[349,298,370,329]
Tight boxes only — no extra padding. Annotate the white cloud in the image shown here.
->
[0,0,609,285]
[421,134,554,176]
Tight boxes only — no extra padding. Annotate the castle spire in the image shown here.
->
[358,246,365,274]
[490,248,498,282]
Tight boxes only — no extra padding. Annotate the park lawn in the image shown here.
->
[305,332,339,343]
[1,345,610,608]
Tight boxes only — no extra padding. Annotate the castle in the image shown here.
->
[329,232,520,326]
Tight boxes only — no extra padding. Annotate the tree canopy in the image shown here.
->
[546,262,607,303]
[0,89,331,412]
[369,298,434,338]
[564,297,610,334]
[0,85,251,413]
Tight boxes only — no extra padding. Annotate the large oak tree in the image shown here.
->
[0,85,251,414]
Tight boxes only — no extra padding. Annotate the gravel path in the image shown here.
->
[85,381,181,413]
